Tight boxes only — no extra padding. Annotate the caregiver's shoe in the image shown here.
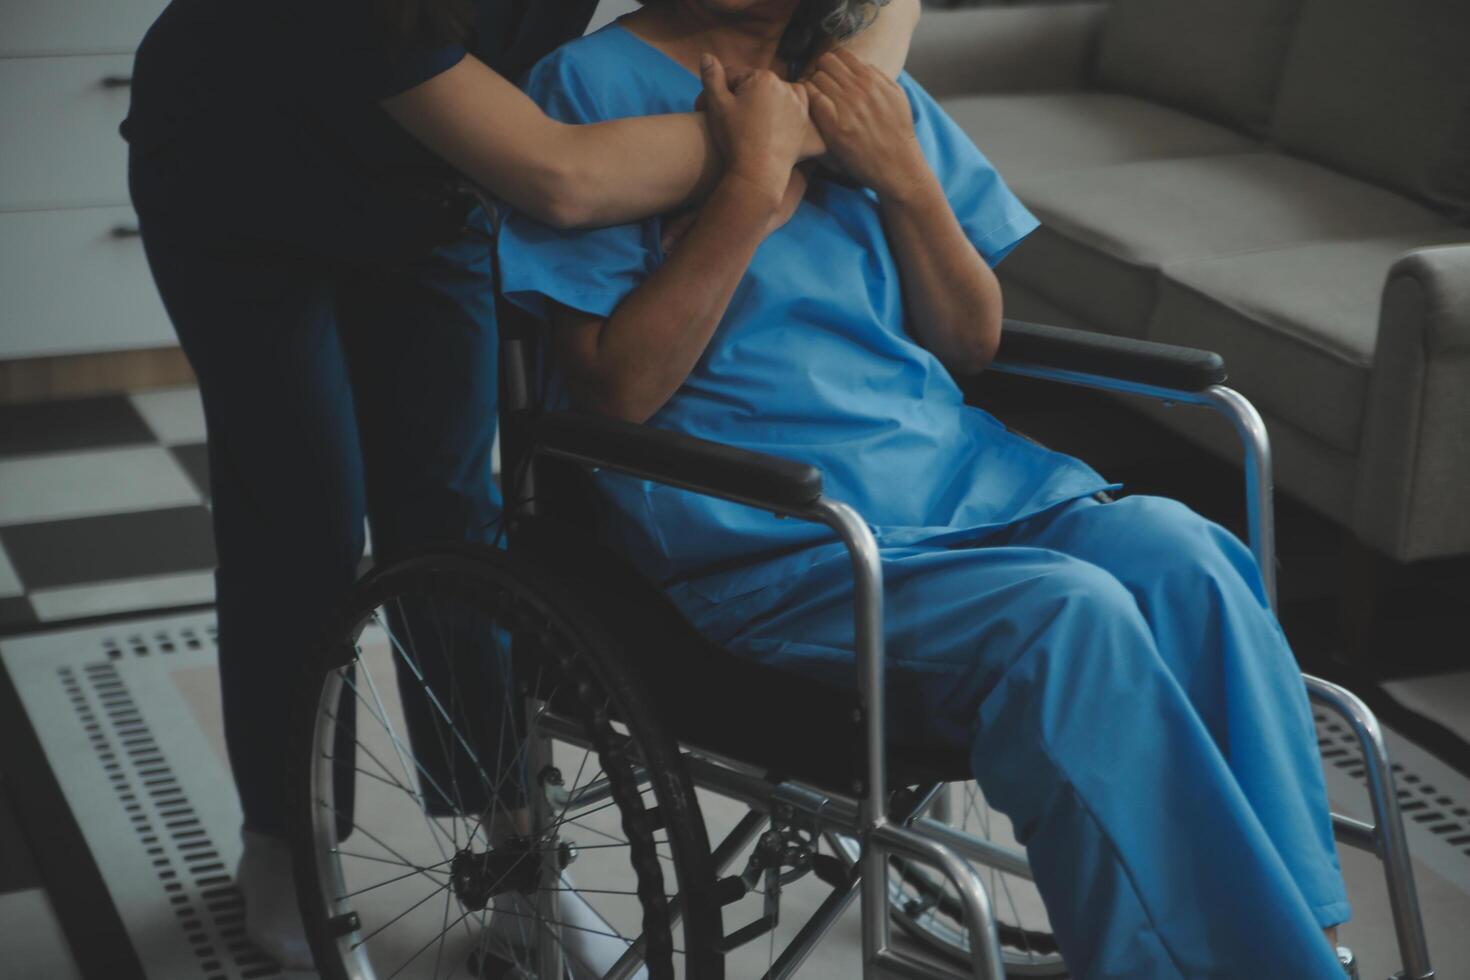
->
[481,876,648,980]
[1337,945,1360,979]
[237,828,315,971]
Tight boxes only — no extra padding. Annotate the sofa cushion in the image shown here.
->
[1150,230,1470,453]
[1273,0,1470,219]
[939,92,1257,189]
[1005,153,1451,340]
[1095,0,1302,136]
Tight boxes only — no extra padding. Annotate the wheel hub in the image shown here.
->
[450,837,543,911]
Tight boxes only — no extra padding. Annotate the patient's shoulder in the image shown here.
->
[522,24,676,125]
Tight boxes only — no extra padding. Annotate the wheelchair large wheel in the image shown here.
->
[290,547,723,979]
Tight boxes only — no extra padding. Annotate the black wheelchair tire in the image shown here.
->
[288,545,724,980]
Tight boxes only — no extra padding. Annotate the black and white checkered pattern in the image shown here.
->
[0,389,216,634]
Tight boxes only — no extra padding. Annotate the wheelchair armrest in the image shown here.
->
[533,411,824,510]
[993,319,1227,392]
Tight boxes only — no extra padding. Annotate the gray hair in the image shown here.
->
[819,0,890,41]
[780,0,891,71]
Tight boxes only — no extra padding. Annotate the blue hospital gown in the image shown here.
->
[498,23,1115,606]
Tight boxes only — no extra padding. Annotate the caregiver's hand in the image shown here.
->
[662,165,809,253]
[804,48,929,201]
[699,55,810,200]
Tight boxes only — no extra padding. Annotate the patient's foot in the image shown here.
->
[237,828,314,971]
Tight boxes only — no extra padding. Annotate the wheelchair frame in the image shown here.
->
[503,317,1436,980]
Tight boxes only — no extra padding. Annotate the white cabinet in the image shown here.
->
[0,207,175,359]
[0,0,167,57]
[0,55,136,211]
[0,0,174,361]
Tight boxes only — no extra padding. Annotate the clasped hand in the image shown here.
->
[674,49,929,252]
[802,48,929,201]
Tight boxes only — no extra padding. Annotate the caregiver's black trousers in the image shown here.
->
[128,138,503,838]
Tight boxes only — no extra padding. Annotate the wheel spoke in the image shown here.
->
[382,907,477,980]
[351,878,456,950]
[347,656,461,858]
[318,797,451,895]
[341,860,454,900]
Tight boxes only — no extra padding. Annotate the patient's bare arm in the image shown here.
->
[552,76,809,424]
[806,49,1003,372]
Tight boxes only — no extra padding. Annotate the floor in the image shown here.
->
[0,390,215,630]
[2,384,1468,979]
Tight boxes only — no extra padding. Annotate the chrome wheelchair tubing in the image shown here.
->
[1332,812,1378,855]
[987,363,1277,606]
[1199,385,1277,608]
[1306,676,1435,980]
[765,874,863,979]
[911,816,1032,880]
[805,497,894,973]
[870,823,1006,980]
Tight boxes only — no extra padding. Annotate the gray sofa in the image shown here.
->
[908,0,1470,564]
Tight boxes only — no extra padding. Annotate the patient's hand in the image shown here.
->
[803,49,928,202]
[699,55,810,200]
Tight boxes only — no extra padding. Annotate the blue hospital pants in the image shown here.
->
[677,494,1349,979]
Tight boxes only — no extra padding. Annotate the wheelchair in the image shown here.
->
[286,294,1437,979]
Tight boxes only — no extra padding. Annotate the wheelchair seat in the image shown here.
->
[513,515,975,798]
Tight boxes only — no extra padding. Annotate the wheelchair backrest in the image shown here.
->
[494,293,604,538]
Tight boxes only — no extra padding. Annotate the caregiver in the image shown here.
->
[120,0,918,969]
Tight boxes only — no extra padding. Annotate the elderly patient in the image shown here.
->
[499,1,1352,976]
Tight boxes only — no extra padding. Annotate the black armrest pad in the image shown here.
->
[994,320,1227,391]
[534,412,823,509]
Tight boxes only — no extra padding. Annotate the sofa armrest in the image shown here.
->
[993,320,1227,392]
[1353,243,1470,561]
[906,1,1107,98]
[1390,245,1470,356]
[533,411,823,511]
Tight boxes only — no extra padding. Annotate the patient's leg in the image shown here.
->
[999,495,1350,933]
[676,543,1345,979]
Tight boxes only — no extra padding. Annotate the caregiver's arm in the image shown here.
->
[549,75,808,424]
[839,0,921,80]
[807,49,1002,372]
[382,1,918,229]
[385,56,717,228]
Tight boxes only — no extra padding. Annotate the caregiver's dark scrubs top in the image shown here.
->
[122,0,598,262]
